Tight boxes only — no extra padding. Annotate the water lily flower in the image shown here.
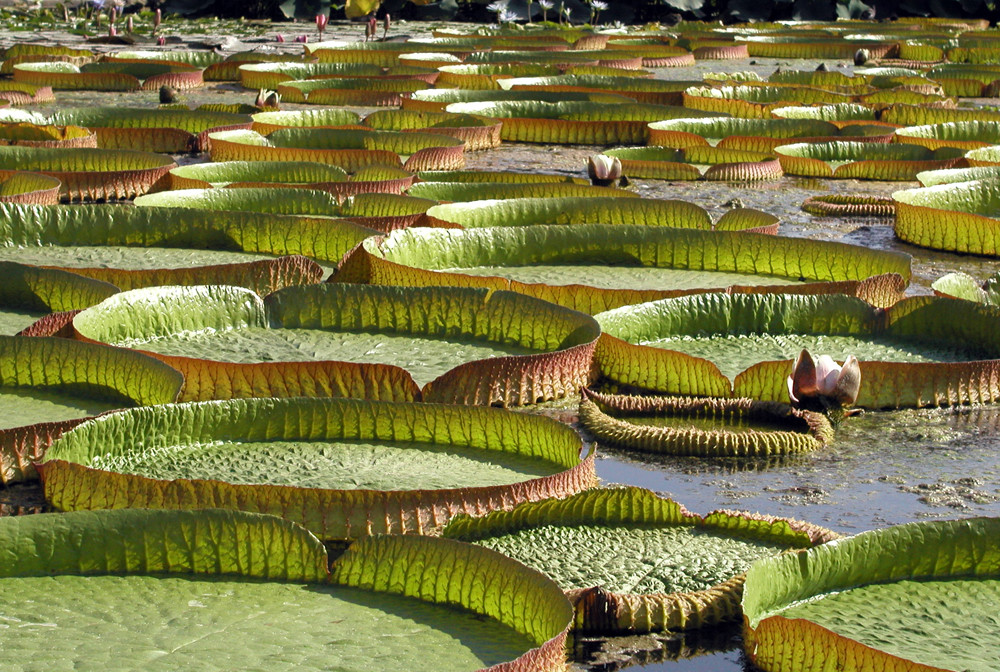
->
[787,349,861,410]
[295,34,308,43]
[383,13,390,39]
[109,23,116,36]
[156,36,165,46]
[587,154,623,186]
[153,7,161,30]
[126,15,133,33]
[590,0,608,23]
[539,0,553,21]
[255,89,280,109]
[275,34,285,42]
[315,13,327,37]
[366,16,377,41]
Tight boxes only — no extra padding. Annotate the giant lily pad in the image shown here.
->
[774,142,964,180]
[594,292,1000,408]
[682,85,853,119]
[893,177,1000,255]
[363,110,503,152]
[443,487,838,633]
[0,260,118,336]
[647,117,893,152]
[334,224,910,315]
[0,171,60,204]
[276,77,431,106]
[250,109,364,134]
[743,517,1000,672]
[499,75,697,106]
[444,101,718,145]
[0,201,376,271]
[47,107,254,153]
[134,187,433,233]
[237,62,384,89]
[0,335,182,483]
[403,89,636,112]
[407,181,635,202]
[437,64,563,90]
[0,121,96,149]
[895,121,1000,151]
[41,397,596,539]
[73,283,600,406]
[168,161,415,200]
[0,509,574,672]
[209,128,465,172]
[0,146,175,201]
[602,146,783,181]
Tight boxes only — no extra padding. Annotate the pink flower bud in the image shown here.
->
[109,24,116,36]
[109,7,116,23]
[295,34,308,42]
[157,36,165,46]
[126,15,133,33]
[315,13,328,30]
[154,8,161,27]
[275,34,284,42]
[383,13,390,37]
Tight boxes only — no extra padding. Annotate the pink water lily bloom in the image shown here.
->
[587,154,622,186]
[787,349,861,410]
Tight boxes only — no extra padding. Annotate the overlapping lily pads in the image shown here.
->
[594,292,1000,408]
[73,283,599,406]
[0,121,96,148]
[602,146,783,181]
[444,487,838,633]
[0,201,370,284]
[335,224,909,315]
[209,128,465,172]
[775,142,964,180]
[444,101,717,145]
[0,146,175,201]
[743,517,1000,672]
[402,88,635,112]
[893,177,1000,255]
[0,509,574,672]
[41,396,596,539]
[648,117,893,152]
[168,161,415,199]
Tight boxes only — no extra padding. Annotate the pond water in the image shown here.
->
[4,21,1000,672]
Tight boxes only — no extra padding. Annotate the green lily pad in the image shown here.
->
[744,518,1000,672]
[404,89,637,113]
[595,292,1000,408]
[775,142,964,180]
[0,509,573,672]
[73,283,600,406]
[603,146,783,181]
[444,101,718,145]
[444,486,837,633]
[893,177,1000,255]
[336,224,910,315]
[0,334,182,483]
[41,396,594,539]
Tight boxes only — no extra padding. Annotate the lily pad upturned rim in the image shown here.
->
[0,334,183,484]
[334,224,912,315]
[0,146,177,201]
[594,292,1000,408]
[893,177,1000,256]
[0,508,575,672]
[743,517,1000,672]
[72,283,601,407]
[443,485,839,634]
[40,396,596,542]
[579,388,833,458]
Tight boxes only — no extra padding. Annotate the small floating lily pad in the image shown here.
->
[579,388,833,457]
